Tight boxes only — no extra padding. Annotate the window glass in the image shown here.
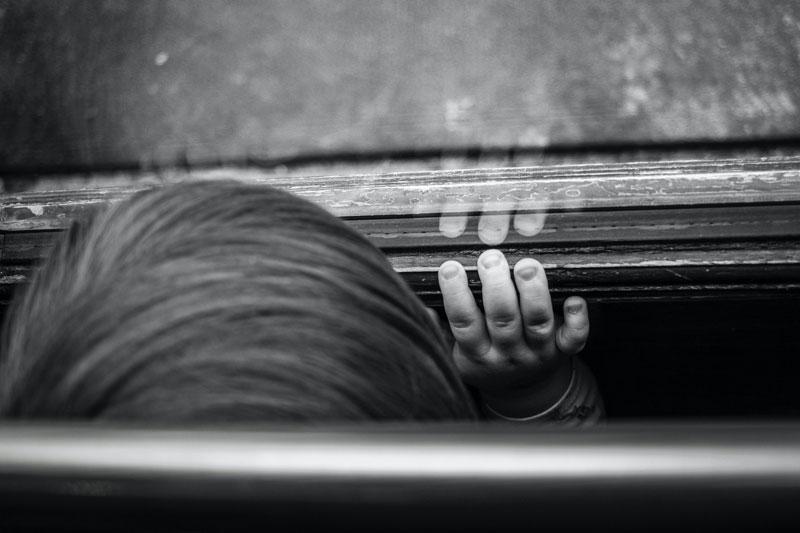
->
[2,1,800,421]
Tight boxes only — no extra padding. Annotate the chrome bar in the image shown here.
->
[1,422,799,530]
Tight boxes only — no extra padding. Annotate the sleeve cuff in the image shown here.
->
[483,357,604,426]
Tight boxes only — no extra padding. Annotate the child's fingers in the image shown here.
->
[437,197,469,238]
[438,260,491,356]
[513,258,555,348]
[477,212,512,246]
[478,250,524,350]
[556,296,590,355]
[513,210,547,237]
[439,213,469,238]
[513,196,550,237]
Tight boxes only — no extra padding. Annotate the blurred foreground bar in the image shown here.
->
[1,422,800,531]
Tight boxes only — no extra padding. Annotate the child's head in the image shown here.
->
[0,181,477,422]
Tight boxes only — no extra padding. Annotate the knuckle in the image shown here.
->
[449,318,475,331]
[567,322,590,337]
[525,320,554,337]
[557,329,587,353]
[488,315,518,330]
[521,295,550,311]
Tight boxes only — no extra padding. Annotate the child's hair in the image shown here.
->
[0,181,477,422]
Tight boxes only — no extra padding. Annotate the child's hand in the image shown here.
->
[438,249,590,418]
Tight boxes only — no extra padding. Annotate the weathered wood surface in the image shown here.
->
[3,1,800,172]
[3,158,800,305]
[4,158,800,230]
[5,247,800,305]
[6,205,799,263]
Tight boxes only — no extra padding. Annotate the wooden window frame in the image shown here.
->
[3,156,800,307]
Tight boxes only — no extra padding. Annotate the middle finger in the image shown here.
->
[478,250,524,350]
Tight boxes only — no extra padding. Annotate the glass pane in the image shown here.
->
[3,1,800,424]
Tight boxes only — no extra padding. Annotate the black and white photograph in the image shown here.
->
[1,1,800,530]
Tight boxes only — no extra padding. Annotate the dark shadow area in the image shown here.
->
[3,290,799,420]
[585,297,800,418]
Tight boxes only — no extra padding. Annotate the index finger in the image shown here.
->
[438,260,491,357]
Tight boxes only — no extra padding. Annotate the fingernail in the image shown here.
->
[566,303,582,315]
[516,265,537,281]
[441,263,460,280]
[480,252,502,269]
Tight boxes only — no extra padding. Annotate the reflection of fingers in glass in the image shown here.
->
[478,212,512,246]
[439,196,547,245]
[439,213,470,238]
[513,211,547,237]
[439,195,478,239]
[477,199,516,246]
[513,197,550,238]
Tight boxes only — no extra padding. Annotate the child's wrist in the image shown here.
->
[480,355,574,419]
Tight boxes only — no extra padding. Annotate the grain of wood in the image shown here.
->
[4,158,800,231]
[3,158,800,305]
